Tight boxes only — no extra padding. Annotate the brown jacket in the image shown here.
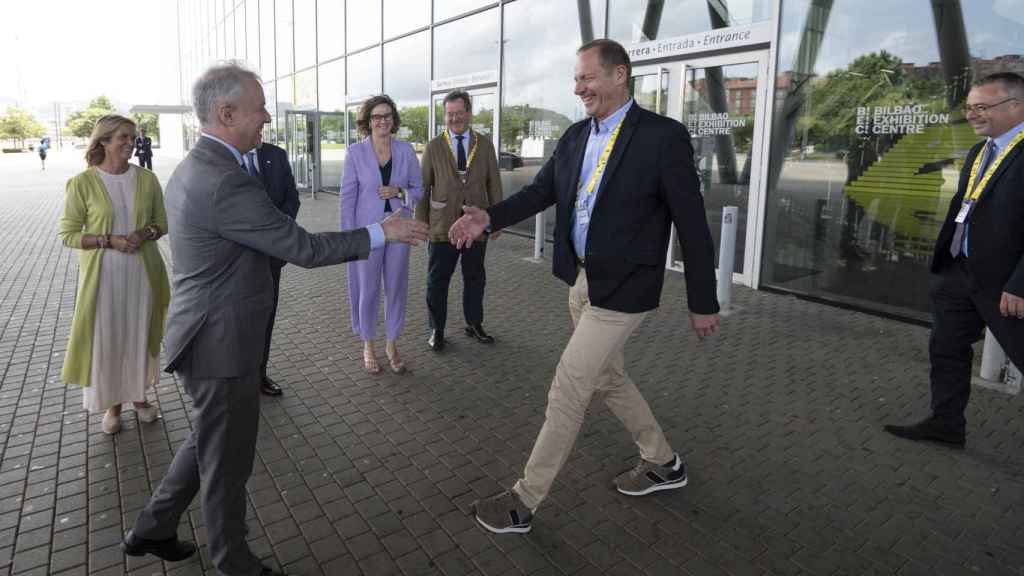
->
[415,130,502,242]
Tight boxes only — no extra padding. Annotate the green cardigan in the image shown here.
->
[58,167,171,386]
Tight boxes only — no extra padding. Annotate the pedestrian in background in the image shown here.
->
[58,115,170,435]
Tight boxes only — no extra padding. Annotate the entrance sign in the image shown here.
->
[627,22,771,63]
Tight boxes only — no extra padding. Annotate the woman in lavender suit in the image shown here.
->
[341,95,424,374]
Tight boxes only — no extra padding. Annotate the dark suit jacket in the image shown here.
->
[255,143,301,268]
[135,136,153,159]
[931,138,1024,298]
[163,137,370,378]
[487,102,719,315]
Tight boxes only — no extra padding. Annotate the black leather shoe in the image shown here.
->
[884,417,965,447]
[464,324,495,344]
[121,530,197,562]
[428,330,445,352]
[260,377,283,396]
[260,567,290,576]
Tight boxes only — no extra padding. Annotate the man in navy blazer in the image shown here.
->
[885,72,1024,447]
[451,39,720,534]
[243,134,300,396]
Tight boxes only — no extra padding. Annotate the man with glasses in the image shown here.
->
[416,90,503,351]
[885,72,1024,447]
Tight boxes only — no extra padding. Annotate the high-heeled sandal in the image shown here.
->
[385,347,406,374]
[363,350,381,374]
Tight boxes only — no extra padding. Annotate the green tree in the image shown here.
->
[131,113,160,141]
[0,107,47,149]
[66,96,118,138]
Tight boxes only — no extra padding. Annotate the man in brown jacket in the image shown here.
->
[415,90,502,351]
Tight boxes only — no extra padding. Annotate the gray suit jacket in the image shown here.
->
[163,137,370,377]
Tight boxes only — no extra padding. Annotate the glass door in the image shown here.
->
[286,111,316,192]
[633,50,770,286]
[319,112,346,193]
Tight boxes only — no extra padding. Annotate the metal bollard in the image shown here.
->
[980,328,1005,382]
[975,328,1021,395]
[525,212,545,263]
[716,206,738,313]
[534,212,544,260]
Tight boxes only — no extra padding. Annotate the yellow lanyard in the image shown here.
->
[443,129,478,174]
[965,130,1024,203]
[577,119,625,208]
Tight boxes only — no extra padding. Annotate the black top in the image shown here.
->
[379,158,393,212]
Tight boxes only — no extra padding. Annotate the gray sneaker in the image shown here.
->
[472,490,532,534]
[614,454,687,496]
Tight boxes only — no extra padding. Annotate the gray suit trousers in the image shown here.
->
[132,356,263,576]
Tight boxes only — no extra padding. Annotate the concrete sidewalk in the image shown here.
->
[2,150,1024,576]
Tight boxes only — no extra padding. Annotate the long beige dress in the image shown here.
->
[83,166,159,411]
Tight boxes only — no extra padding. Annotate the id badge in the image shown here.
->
[954,200,973,224]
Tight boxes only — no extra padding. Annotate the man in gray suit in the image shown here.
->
[120,64,428,576]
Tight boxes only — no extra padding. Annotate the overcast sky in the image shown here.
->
[0,0,180,117]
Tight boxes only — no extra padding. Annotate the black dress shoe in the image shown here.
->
[261,377,283,396]
[121,530,197,561]
[884,417,965,447]
[260,567,290,576]
[464,324,495,344]
[428,331,446,352]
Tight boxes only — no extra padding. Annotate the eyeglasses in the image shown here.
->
[370,113,393,122]
[963,98,1018,115]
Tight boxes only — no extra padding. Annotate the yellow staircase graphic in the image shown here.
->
[844,121,981,258]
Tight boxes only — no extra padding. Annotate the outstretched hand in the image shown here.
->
[448,206,491,249]
[380,210,429,246]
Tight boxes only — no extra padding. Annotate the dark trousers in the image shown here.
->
[132,356,263,575]
[138,156,153,170]
[427,240,487,333]
[929,259,1024,431]
[261,264,282,378]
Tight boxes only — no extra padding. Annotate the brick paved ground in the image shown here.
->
[3,149,1024,576]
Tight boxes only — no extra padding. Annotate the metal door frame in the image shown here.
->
[632,49,771,288]
[285,110,319,198]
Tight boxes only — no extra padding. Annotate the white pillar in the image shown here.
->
[717,206,738,312]
[534,213,544,260]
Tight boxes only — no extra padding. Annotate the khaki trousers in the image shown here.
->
[513,269,674,510]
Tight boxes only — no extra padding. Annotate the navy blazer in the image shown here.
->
[487,102,719,315]
[931,139,1024,298]
[255,143,301,268]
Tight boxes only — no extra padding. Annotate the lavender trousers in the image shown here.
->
[347,241,410,341]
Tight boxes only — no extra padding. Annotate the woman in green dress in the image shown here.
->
[58,115,170,434]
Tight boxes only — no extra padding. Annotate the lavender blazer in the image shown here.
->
[340,138,424,231]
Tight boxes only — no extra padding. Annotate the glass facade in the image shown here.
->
[175,0,1024,320]
[763,0,1024,319]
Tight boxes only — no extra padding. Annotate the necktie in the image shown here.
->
[456,134,466,172]
[244,152,258,177]
[950,141,996,258]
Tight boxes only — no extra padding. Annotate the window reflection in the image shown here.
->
[433,8,498,81]
[384,0,429,39]
[318,59,347,191]
[294,0,316,71]
[348,48,382,101]
[259,0,275,78]
[500,0,604,238]
[275,0,293,78]
[434,0,491,23]
[318,0,344,63]
[347,1,382,51]
[384,32,430,148]
[246,0,260,72]
[763,1,1024,318]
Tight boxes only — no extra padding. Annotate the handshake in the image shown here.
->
[379,206,494,248]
